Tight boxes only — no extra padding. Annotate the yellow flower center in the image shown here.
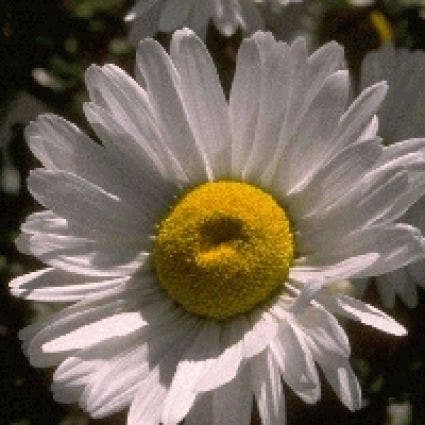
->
[153,181,294,320]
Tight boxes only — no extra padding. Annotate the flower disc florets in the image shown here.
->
[153,181,294,320]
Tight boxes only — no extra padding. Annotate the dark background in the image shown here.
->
[1,0,425,424]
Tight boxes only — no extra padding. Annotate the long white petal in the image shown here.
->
[211,365,252,425]
[136,37,208,184]
[290,254,379,286]
[311,348,362,411]
[323,294,407,336]
[9,268,128,302]
[229,37,262,177]
[252,350,286,425]
[270,321,320,404]
[196,317,246,392]
[170,28,231,178]
[161,322,221,425]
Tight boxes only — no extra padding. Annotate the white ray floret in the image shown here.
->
[10,30,425,425]
[125,0,303,43]
[357,44,425,308]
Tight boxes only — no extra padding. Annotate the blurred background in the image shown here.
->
[1,0,425,424]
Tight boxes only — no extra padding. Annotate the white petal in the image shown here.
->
[310,346,362,411]
[332,82,388,157]
[196,317,246,392]
[22,289,130,367]
[358,115,379,141]
[186,2,212,39]
[52,332,143,407]
[298,304,350,358]
[279,37,308,140]
[306,224,425,278]
[83,100,184,193]
[25,114,112,188]
[53,309,192,418]
[290,254,379,286]
[21,284,160,367]
[270,320,320,404]
[15,232,147,278]
[127,368,167,425]
[83,312,194,418]
[376,138,425,172]
[242,311,279,359]
[84,64,184,185]
[136,37,208,184]
[161,322,221,425]
[211,365,253,425]
[275,70,350,192]
[28,169,151,236]
[9,268,125,302]
[329,294,407,336]
[266,37,308,183]
[252,350,286,425]
[302,313,361,410]
[297,163,409,240]
[19,208,141,247]
[43,312,147,354]
[229,37,262,177]
[25,112,167,214]
[244,35,292,184]
[288,138,383,221]
[307,41,345,99]
[21,209,67,234]
[170,29,231,179]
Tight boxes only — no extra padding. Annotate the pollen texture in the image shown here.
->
[153,181,294,320]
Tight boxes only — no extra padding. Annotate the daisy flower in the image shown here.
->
[357,44,425,308]
[10,30,425,424]
[125,0,302,43]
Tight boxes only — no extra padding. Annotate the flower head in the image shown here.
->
[10,30,425,424]
[356,44,425,308]
[125,0,303,43]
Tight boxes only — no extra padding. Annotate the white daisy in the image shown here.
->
[10,30,425,424]
[358,44,425,308]
[125,0,302,43]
